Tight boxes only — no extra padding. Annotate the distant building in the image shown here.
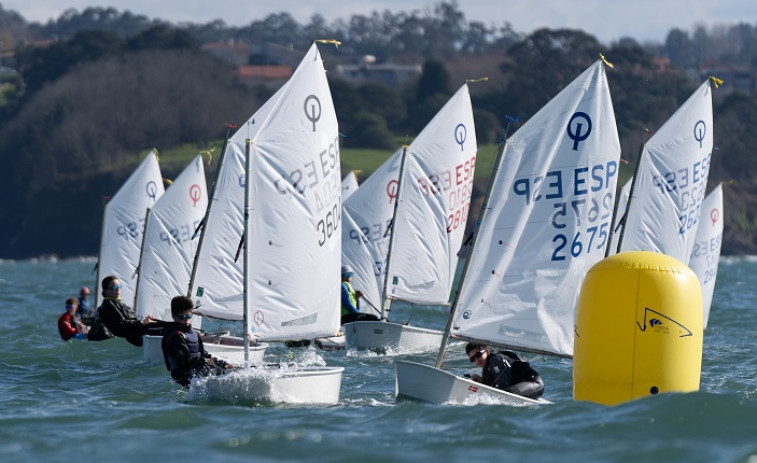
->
[696,62,756,95]
[201,39,251,67]
[202,41,301,87]
[334,55,422,87]
[249,42,299,66]
[234,65,292,87]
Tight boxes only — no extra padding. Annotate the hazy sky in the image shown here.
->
[3,0,757,44]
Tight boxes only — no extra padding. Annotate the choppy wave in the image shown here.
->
[1,259,756,462]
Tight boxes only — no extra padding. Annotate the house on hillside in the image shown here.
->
[334,55,422,87]
[234,64,292,87]
[695,62,756,95]
[201,39,251,66]
[202,40,299,87]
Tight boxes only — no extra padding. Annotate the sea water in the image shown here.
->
[1,257,756,462]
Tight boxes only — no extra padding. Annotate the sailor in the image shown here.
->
[77,286,94,324]
[94,275,166,346]
[340,265,379,324]
[58,297,88,341]
[465,342,544,399]
[161,295,233,388]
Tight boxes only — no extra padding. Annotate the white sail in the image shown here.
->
[244,42,341,341]
[688,184,723,329]
[386,84,477,305]
[619,81,714,262]
[188,144,246,320]
[451,60,621,357]
[341,171,359,201]
[190,82,288,321]
[136,155,208,322]
[341,148,402,306]
[341,209,384,309]
[96,150,164,308]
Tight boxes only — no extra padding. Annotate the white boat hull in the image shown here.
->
[201,365,344,405]
[344,321,443,352]
[394,360,550,406]
[142,334,267,366]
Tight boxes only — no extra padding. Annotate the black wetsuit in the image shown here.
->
[481,350,544,399]
[97,297,166,346]
[161,322,228,388]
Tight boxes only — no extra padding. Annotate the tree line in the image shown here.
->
[0,2,756,258]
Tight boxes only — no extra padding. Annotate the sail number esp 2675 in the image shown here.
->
[512,160,618,262]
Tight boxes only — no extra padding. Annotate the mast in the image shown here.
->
[94,198,109,308]
[612,130,650,255]
[186,128,232,298]
[435,131,510,369]
[379,145,410,321]
[132,208,152,314]
[242,138,252,367]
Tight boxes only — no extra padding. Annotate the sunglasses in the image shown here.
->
[176,313,193,320]
[469,350,485,363]
[110,284,121,291]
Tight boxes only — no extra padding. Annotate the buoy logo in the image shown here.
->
[636,307,692,337]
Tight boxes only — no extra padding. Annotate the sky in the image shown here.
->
[2,0,757,44]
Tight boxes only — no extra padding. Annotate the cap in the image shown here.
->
[341,265,353,277]
[80,287,90,295]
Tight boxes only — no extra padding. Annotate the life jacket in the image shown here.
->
[341,281,358,316]
[162,328,202,371]
[498,350,539,384]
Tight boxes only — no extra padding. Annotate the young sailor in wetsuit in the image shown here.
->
[94,275,167,346]
[161,295,234,389]
[340,265,380,324]
[58,297,88,341]
[465,342,544,399]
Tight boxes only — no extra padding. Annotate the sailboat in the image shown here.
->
[95,150,164,310]
[343,83,477,352]
[200,42,343,405]
[395,59,621,404]
[688,184,724,329]
[135,155,209,363]
[185,81,301,362]
[616,79,714,262]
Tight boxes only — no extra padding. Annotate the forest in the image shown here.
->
[0,1,756,258]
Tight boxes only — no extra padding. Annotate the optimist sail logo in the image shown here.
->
[694,120,706,148]
[567,112,592,151]
[146,181,157,201]
[455,123,467,151]
[304,95,322,132]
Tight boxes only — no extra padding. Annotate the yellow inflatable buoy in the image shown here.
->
[573,251,703,406]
